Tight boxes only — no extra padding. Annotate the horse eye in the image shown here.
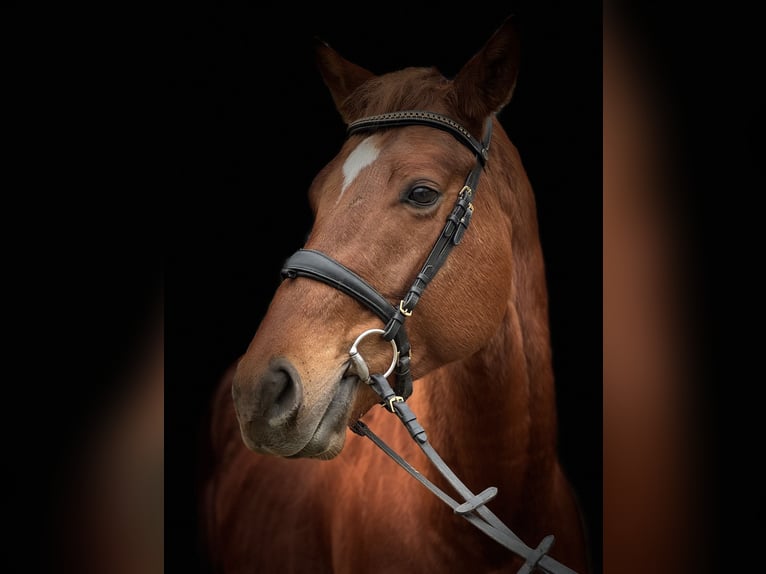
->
[406,186,440,207]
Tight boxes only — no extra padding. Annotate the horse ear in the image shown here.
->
[315,38,376,123]
[452,16,521,121]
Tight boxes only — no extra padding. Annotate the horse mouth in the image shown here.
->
[287,374,359,460]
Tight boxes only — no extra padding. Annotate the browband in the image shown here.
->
[348,110,490,164]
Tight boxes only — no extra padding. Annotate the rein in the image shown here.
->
[280,110,578,574]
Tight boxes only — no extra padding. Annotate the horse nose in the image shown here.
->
[233,358,303,427]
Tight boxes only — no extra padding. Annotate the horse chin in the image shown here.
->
[286,374,359,460]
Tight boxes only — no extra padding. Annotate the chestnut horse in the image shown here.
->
[203,17,590,574]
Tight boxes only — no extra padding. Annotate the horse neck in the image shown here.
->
[416,161,560,511]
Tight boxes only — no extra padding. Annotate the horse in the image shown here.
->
[202,16,591,574]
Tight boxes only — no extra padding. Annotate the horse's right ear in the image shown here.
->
[315,38,375,123]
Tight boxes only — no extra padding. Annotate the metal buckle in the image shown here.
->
[386,395,404,413]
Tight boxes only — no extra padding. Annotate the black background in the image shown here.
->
[6,2,764,572]
[165,2,602,573]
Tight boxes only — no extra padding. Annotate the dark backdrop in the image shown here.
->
[166,2,602,572]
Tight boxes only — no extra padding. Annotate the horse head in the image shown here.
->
[232,17,529,460]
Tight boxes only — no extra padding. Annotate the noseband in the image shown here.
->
[280,110,492,400]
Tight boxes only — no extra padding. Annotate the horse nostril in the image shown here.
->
[265,370,295,415]
[257,361,303,425]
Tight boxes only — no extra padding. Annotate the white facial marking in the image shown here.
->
[339,136,380,200]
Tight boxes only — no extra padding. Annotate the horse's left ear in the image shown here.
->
[315,38,376,123]
[452,16,521,122]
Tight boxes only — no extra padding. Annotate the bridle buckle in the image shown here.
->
[386,395,404,413]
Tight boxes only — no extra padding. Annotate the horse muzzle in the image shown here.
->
[232,357,359,459]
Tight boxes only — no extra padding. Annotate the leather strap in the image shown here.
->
[281,249,396,323]
[351,375,579,574]
[348,110,490,163]
[281,249,414,399]
[370,115,493,341]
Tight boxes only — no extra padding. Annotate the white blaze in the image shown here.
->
[340,136,380,200]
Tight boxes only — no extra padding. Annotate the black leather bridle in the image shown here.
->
[281,110,491,400]
[279,110,579,574]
